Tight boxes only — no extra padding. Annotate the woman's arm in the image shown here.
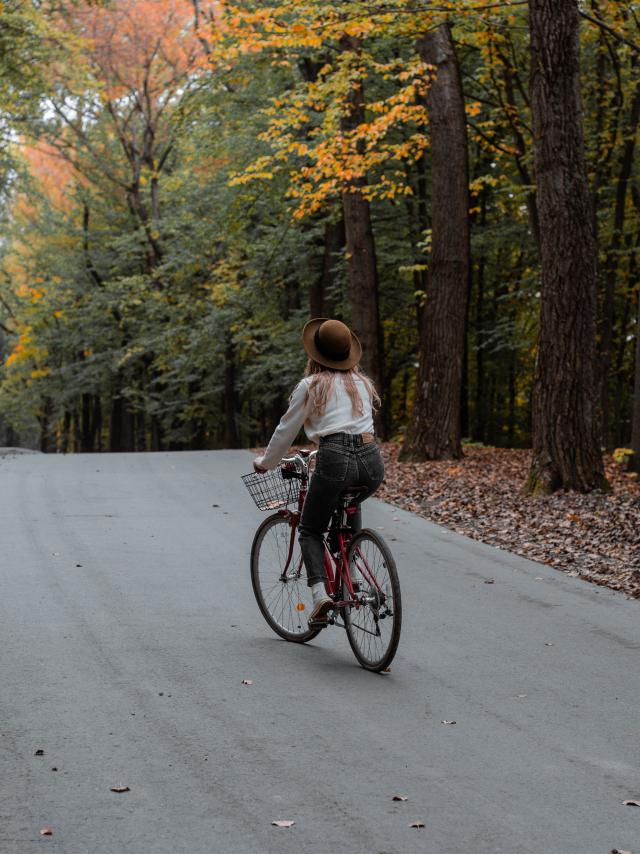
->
[254,380,312,471]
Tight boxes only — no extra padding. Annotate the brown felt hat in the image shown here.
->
[301,318,362,370]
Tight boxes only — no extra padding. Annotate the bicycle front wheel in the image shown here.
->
[344,529,402,671]
[250,513,320,643]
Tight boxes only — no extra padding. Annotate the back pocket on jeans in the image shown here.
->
[316,446,350,482]
[359,445,384,482]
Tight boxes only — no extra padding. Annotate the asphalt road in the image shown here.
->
[1,450,638,854]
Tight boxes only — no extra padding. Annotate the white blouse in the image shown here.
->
[259,374,374,470]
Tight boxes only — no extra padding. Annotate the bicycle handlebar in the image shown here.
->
[281,450,317,476]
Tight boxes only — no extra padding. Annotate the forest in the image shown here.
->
[1,0,639,495]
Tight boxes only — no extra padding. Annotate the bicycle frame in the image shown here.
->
[276,473,383,610]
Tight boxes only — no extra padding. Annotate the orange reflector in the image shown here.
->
[296,603,305,611]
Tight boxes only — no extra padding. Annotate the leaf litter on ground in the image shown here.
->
[271,820,295,828]
[377,445,640,599]
[252,443,639,598]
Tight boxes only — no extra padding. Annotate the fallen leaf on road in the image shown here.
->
[51,767,58,772]
[34,749,44,756]
[544,642,554,646]
[441,720,456,725]
[110,785,130,793]
[484,578,495,584]
[409,821,425,828]
[611,849,633,854]
[382,667,391,673]
[271,820,295,828]
[623,799,640,807]
[392,795,408,801]
[241,679,253,685]
[40,827,53,836]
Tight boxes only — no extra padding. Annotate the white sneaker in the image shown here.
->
[308,598,333,627]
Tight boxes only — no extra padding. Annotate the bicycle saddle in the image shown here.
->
[340,485,368,499]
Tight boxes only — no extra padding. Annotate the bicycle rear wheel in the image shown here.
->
[344,529,401,671]
[250,513,320,643]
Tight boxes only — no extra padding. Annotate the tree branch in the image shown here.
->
[579,11,640,55]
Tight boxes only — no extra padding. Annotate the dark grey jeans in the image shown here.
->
[298,433,385,587]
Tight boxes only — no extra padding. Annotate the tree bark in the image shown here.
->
[401,23,470,460]
[631,287,640,471]
[598,70,640,448]
[339,35,383,401]
[39,398,52,453]
[81,392,93,452]
[310,218,344,317]
[224,336,241,449]
[524,0,608,493]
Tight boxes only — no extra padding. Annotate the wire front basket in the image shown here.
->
[241,467,301,511]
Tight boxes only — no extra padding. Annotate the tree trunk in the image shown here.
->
[598,71,640,448]
[631,287,640,471]
[109,394,123,453]
[224,337,241,449]
[5,423,16,448]
[401,23,470,460]
[150,414,163,452]
[524,0,608,493]
[39,398,52,453]
[93,395,102,452]
[310,218,344,317]
[81,392,93,452]
[339,35,383,402]
[341,190,382,388]
[109,383,134,452]
[460,268,471,439]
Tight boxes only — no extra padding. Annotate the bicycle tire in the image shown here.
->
[250,513,321,643]
[344,529,402,671]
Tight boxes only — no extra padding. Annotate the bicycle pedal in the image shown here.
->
[308,619,329,630]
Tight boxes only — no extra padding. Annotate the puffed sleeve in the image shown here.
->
[259,380,313,470]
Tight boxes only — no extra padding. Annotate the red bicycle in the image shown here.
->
[242,450,401,672]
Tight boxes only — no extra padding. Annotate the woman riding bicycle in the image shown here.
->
[253,318,385,627]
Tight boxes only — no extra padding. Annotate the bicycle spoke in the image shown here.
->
[345,531,401,671]
[252,516,315,639]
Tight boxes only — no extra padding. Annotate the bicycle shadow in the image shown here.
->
[247,632,402,685]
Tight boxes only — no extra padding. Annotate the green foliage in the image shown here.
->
[0,1,638,453]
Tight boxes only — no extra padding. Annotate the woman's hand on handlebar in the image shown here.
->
[253,456,267,474]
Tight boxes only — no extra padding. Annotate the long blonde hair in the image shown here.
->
[300,359,380,417]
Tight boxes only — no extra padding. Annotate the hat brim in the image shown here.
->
[301,318,362,370]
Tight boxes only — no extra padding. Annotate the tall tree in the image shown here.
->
[401,23,470,460]
[339,36,383,398]
[632,288,640,471]
[524,0,608,493]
